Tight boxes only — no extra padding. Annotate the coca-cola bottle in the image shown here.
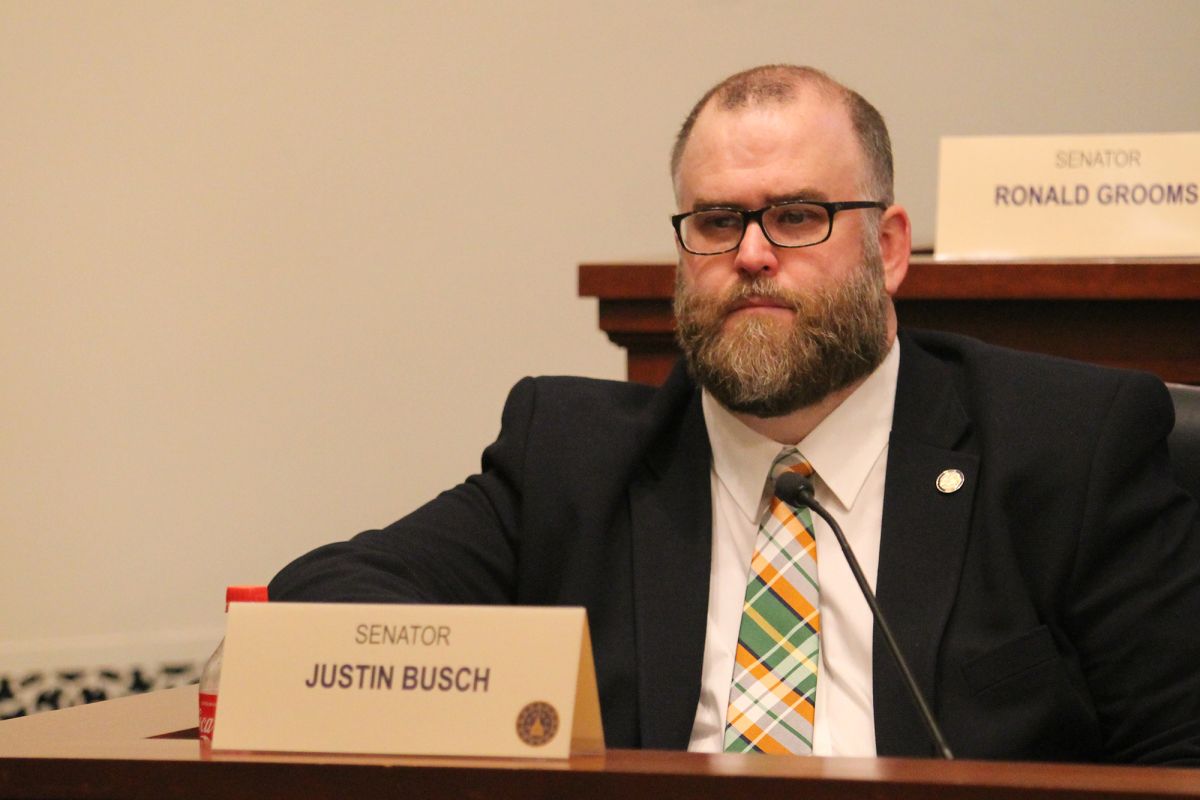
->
[198,585,268,744]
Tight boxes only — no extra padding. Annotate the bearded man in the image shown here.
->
[271,65,1200,765]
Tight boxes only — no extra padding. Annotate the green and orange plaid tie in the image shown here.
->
[723,448,820,754]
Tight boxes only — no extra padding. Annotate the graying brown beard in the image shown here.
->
[673,250,889,418]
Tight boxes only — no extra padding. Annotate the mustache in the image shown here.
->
[718,278,805,313]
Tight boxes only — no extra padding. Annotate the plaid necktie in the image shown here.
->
[723,448,820,754]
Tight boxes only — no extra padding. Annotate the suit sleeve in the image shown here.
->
[268,377,539,605]
[1067,372,1200,764]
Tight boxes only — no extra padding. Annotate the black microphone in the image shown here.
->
[774,471,954,760]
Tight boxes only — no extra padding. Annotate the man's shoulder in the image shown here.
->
[898,328,1172,436]
[902,327,1162,393]
[516,372,662,407]
[502,360,700,437]
[486,362,706,479]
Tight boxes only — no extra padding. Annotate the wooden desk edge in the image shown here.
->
[579,258,1200,300]
[3,688,1200,799]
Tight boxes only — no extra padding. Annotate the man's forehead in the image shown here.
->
[675,92,863,202]
[690,86,852,150]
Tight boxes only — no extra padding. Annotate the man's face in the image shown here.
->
[672,89,894,417]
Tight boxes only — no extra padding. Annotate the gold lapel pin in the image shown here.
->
[936,469,965,494]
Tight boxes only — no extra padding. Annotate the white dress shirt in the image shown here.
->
[687,340,899,756]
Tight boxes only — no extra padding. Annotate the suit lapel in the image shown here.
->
[629,367,714,749]
[874,333,978,757]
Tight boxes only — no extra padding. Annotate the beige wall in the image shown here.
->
[4,0,1199,669]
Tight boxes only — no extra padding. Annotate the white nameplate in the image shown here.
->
[211,603,604,758]
[935,132,1200,259]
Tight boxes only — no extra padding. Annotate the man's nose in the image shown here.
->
[732,220,779,277]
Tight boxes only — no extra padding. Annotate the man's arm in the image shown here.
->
[268,377,541,605]
[1068,371,1200,764]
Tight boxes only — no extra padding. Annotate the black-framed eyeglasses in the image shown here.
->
[671,200,887,255]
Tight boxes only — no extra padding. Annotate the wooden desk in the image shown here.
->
[1,687,1199,799]
[578,257,1200,385]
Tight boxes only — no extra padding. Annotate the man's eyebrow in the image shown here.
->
[689,189,831,211]
[689,198,745,211]
[765,188,830,204]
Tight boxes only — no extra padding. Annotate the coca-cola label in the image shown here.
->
[198,692,218,742]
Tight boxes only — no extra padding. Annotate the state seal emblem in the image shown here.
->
[516,701,559,746]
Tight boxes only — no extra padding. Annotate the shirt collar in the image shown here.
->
[703,338,900,519]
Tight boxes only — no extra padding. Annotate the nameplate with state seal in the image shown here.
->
[210,602,604,759]
[935,132,1200,259]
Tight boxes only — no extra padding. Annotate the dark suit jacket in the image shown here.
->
[270,329,1200,765]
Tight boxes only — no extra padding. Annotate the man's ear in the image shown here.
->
[877,204,911,296]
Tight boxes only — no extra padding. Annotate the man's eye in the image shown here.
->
[775,208,816,226]
[696,212,742,231]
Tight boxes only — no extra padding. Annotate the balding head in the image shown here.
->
[671,65,894,205]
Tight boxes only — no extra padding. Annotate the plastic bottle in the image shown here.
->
[198,585,268,743]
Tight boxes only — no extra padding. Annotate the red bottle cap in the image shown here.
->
[225,585,269,610]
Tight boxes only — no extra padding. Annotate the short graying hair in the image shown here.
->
[670,65,894,205]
